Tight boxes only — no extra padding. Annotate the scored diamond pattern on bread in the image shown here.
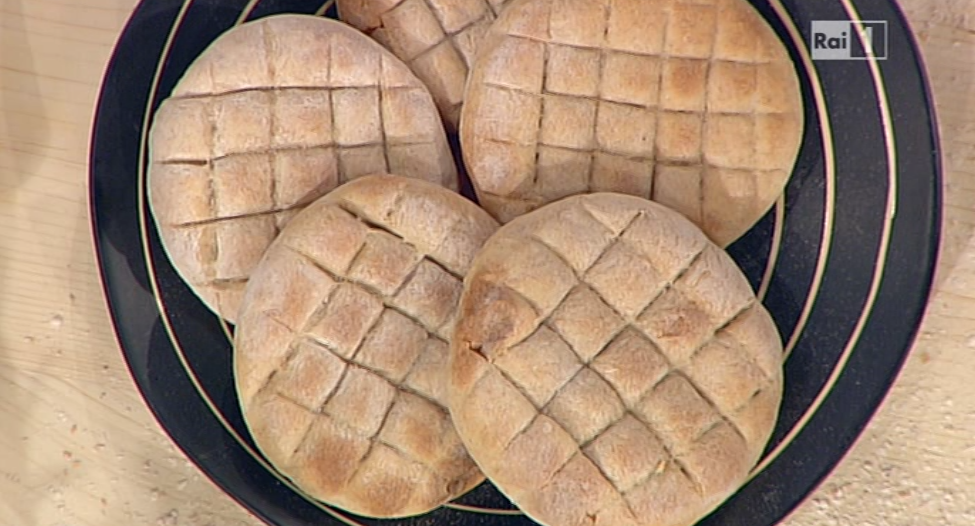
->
[235,176,497,518]
[338,0,512,128]
[460,0,803,246]
[148,16,457,322]
[451,193,784,526]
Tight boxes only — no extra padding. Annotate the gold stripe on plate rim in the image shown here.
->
[757,195,787,302]
[132,0,898,518]
[315,0,336,17]
[137,2,378,524]
[748,0,898,481]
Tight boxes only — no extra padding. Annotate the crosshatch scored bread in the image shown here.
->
[450,194,784,526]
[459,0,804,246]
[148,14,457,323]
[337,0,512,129]
[234,175,498,518]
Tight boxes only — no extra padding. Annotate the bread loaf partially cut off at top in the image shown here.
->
[338,0,512,129]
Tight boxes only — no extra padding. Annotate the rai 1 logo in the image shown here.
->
[810,20,888,60]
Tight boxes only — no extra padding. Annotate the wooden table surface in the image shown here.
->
[1,1,972,525]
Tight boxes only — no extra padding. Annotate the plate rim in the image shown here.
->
[87,0,943,524]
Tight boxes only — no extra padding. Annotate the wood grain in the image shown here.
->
[0,1,971,525]
[0,1,259,524]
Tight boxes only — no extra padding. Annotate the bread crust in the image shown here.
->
[148,15,457,322]
[459,0,804,246]
[450,193,783,526]
[337,0,512,129]
[234,175,496,518]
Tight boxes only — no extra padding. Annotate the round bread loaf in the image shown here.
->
[450,194,783,526]
[338,0,512,129]
[148,15,457,323]
[235,174,496,518]
[459,0,804,246]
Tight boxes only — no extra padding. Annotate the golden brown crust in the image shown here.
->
[459,0,804,246]
[235,175,496,517]
[148,15,457,323]
[450,193,783,526]
[337,0,512,129]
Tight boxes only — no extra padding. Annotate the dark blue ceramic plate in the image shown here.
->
[89,1,941,525]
